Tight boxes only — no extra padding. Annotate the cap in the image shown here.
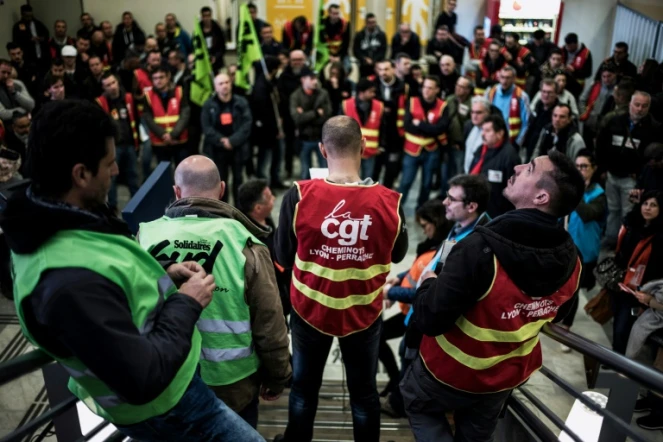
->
[61,45,77,57]
[300,67,317,78]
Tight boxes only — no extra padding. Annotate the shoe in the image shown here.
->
[560,344,572,353]
[634,397,654,413]
[380,395,405,418]
[273,435,285,442]
[636,412,663,430]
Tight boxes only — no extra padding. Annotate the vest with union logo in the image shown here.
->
[419,256,581,394]
[403,97,448,157]
[96,93,139,149]
[145,86,189,146]
[488,85,523,143]
[292,179,402,337]
[342,98,383,159]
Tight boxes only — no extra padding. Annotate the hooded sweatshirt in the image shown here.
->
[412,209,579,337]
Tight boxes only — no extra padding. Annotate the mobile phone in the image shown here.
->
[618,283,636,295]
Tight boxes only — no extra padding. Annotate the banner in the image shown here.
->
[190,20,214,107]
[236,4,263,90]
[401,0,431,45]
[313,1,329,72]
[265,0,308,46]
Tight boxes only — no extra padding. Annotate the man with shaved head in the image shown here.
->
[202,72,253,204]
[139,155,292,429]
[273,116,408,442]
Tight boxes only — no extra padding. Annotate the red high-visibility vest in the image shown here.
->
[342,97,383,159]
[284,20,311,51]
[488,85,523,143]
[564,46,591,88]
[579,82,602,122]
[326,19,348,56]
[420,256,581,393]
[403,97,448,156]
[144,86,188,146]
[134,69,152,96]
[469,41,488,60]
[396,83,409,137]
[501,46,531,87]
[96,93,140,150]
[291,179,402,337]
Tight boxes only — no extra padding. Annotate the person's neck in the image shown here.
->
[381,76,394,85]
[423,96,436,104]
[457,93,469,102]
[585,179,592,188]
[108,92,120,100]
[94,72,103,81]
[327,161,362,183]
[177,63,186,73]
[61,192,91,212]
[458,212,479,229]
[396,72,405,81]
[501,84,513,93]
[55,35,67,44]
[250,211,268,227]
[219,93,232,103]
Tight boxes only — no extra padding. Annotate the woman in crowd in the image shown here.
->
[323,61,354,116]
[560,150,606,351]
[612,190,663,354]
[378,200,450,399]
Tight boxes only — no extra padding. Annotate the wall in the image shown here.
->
[559,0,618,66]
[621,0,663,22]
[29,0,82,40]
[0,0,27,54]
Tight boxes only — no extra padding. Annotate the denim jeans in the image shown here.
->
[116,372,264,442]
[284,311,382,442]
[108,144,139,209]
[300,140,326,179]
[401,358,510,442]
[399,149,441,208]
[361,157,377,180]
[610,289,639,354]
[440,147,465,194]
[257,140,283,185]
[605,173,636,243]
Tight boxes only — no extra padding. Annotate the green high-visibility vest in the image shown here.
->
[13,230,201,426]
[139,215,261,386]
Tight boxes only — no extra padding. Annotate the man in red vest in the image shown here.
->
[323,4,351,72]
[273,116,409,442]
[282,16,313,57]
[401,150,585,442]
[96,71,139,212]
[399,75,449,208]
[561,33,593,100]
[341,79,383,179]
[143,67,190,167]
[133,50,162,99]
[502,33,536,92]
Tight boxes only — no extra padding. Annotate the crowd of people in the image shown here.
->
[2,0,663,440]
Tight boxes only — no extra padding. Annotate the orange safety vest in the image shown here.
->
[398,250,436,316]
[469,41,488,60]
[501,46,531,87]
[419,256,581,394]
[396,83,409,137]
[579,82,602,122]
[144,86,188,146]
[565,46,591,88]
[342,98,383,159]
[134,69,153,96]
[284,20,311,51]
[291,179,402,337]
[96,93,140,150]
[488,85,523,143]
[326,18,348,56]
[403,97,448,157]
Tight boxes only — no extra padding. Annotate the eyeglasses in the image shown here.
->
[446,192,465,203]
[576,164,591,170]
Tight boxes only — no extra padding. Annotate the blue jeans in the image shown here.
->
[361,157,377,180]
[284,312,382,442]
[440,147,465,194]
[605,173,635,244]
[116,372,264,441]
[399,150,441,208]
[108,144,139,209]
[300,140,326,179]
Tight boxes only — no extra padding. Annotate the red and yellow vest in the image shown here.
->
[291,179,402,337]
[475,60,505,96]
[403,97,448,157]
[579,82,602,122]
[144,86,188,146]
[326,19,348,56]
[284,20,311,51]
[134,68,152,96]
[96,93,140,150]
[396,83,409,137]
[616,226,654,289]
[398,250,436,316]
[501,46,531,87]
[488,85,523,143]
[565,46,591,88]
[342,98,383,159]
[469,41,488,60]
[420,256,581,393]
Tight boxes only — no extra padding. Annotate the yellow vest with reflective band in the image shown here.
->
[138,215,261,387]
[419,256,581,393]
[342,97,384,159]
[403,97,448,156]
[13,230,201,425]
[488,85,523,143]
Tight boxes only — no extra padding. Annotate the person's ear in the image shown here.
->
[173,185,182,200]
[466,201,478,213]
[219,181,227,200]
[319,142,328,159]
[360,138,366,157]
[71,163,90,189]
[534,189,551,208]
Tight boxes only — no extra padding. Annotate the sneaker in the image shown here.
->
[560,344,572,353]
[380,395,405,418]
[636,412,663,430]
[634,397,654,413]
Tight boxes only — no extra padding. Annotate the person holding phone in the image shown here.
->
[612,190,663,354]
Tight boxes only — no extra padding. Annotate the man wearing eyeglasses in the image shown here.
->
[594,42,637,83]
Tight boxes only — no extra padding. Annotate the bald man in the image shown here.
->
[139,155,291,429]
[201,73,253,204]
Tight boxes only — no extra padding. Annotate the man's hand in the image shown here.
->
[633,291,653,306]
[317,108,325,117]
[329,55,340,63]
[365,57,373,65]
[434,51,442,58]
[629,188,643,204]
[384,299,394,309]
[421,270,437,281]
[260,386,281,401]
[179,270,216,308]
[162,133,172,144]
[386,276,400,286]
[565,65,575,73]
[413,119,421,126]
[167,262,204,287]
[296,106,303,114]
[6,78,14,94]
[221,137,232,150]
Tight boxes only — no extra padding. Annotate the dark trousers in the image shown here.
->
[154,144,190,168]
[210,146,244,205]
[401,358,511,442]
[562,261,596,328]
[108,144,139,209]
[611,289,639,354]
[372,150,402,189]
[237,395,260,429]
[378,313,407,387]
[256,139,282,185]
[284,311,382,442]
[582,125,597,152]
[284,124,297,177]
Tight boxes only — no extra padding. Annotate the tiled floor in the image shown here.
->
[1,165,663,441]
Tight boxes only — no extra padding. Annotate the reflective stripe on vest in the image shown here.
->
[138,215,261,386]
[144,86,189,146]
[13,230,200,425]
[342,98,383,158]
[96,93,140,149]
[396,85,409,137]
[403,97,448,157]
[419,256,581,393]
[291,180,402,336]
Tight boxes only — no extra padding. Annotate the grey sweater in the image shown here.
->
[0,79,35,123]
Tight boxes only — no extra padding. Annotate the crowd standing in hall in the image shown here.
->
[2,0,663,440]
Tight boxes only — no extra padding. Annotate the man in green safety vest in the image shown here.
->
[138,155,292,429]
[1,100,265,441]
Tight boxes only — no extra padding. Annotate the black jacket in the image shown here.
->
[353,28,387,67]
[277,66,303,129]
[595,56,638,82]
[250,68,280,142]
[523,99,558,157]
[596,113,662,177]
[323,18,351,57]
[201,20,226,72]
[0,188,202,406]
[12,19,50,65]
[412,209,579,338]
[390,32,421,60]
[374,77,408,150]
[616,208,663,285]
[201,94,252,158]
[112,24,146,65]
[470,141,520,217]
